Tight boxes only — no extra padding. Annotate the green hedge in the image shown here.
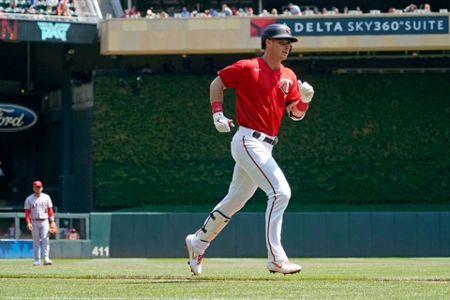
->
[93,74,450,208]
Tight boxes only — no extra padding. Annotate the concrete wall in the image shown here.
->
[100,14,450,55]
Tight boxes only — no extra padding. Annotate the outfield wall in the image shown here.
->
[2,212,448,258]
[90,212,450,258]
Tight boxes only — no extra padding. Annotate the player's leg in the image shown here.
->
[41,220,52,265]
[185,163,258,275]
[31,221,41,265]
[235,136,301,274]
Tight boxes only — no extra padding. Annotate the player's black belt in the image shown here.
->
[32,218,47,221]
[252,131,278,145]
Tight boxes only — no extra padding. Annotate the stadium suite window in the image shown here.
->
[59,218,85,240]
[0,218,16,239]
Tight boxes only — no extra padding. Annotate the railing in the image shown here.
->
[0,11,99,23]
[0,213,90,240]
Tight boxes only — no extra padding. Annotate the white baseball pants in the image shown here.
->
[31,219,50,262]
[213,126,291,263]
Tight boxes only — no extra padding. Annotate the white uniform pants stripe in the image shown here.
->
[213,127,291,263]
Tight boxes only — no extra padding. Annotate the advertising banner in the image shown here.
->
[0,17,97,43]
[251,15,449,37]
[0,103,38,133]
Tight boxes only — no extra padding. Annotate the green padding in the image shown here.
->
[89,213,112,258]
[93,74,450,208]
[50,240,92,258]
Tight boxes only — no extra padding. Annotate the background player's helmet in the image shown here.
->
[261,24,298,49]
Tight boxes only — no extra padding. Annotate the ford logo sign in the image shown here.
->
[0,104,38,132]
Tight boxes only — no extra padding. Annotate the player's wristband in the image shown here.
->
[296,101,309,112]
[211,101,223,114]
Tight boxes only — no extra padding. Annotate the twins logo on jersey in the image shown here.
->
[279,79,293,96]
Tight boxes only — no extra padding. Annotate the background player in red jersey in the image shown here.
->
[185,24,314,275]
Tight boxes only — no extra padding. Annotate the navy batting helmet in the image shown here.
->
[261,24,298,49]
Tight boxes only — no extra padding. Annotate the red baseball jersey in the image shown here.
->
[218,57,301,137]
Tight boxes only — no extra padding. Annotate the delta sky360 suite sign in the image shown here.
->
[251,15,449,36]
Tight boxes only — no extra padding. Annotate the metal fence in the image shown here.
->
[0,213,90,240]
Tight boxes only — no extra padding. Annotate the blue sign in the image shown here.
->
[252,16,449,36]
[0,240,33,258]
[37,22,71,41]
[0,104,38,132]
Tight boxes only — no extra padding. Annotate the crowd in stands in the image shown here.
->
[123,2,446,19]
[0,0,77,17]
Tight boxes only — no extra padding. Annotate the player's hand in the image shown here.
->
[298,80,314,103]
[213,112,234,133]
[286,101,306,121]
[27,223,33,231]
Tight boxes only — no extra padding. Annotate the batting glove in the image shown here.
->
[213,112,234,133]
[299,80,314,103]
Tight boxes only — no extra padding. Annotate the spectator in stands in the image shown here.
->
[180,6,190,17]
[146,8,155,18]
[67,228,80,240]
[159,11,169,18]
[209,8,218,17]
[331,6,339,14]
[236,8,245,16]
[423,3,431,13]
[203,9,212,17]
[124,6,140,18]
[9,0,17,9]
[271,8,278,15]
[189,10,197,17]
[231,6,238,16]
[8,222,15,238]
[246,7,254,16]
[288,2,301,15]
[259,9,270,16]
[222,3,232,16]
[56,0,71,16]
[404,3,418,13]
[45,4,53,14]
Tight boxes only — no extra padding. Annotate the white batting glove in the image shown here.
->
[213,112,234,133]
[299,80,314,103]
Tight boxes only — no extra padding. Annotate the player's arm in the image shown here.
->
[25,208,32,231]
[48,207,55,223]
[286,80,314,121]
[210,76,234,133]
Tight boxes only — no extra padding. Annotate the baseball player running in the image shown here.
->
[185,24,314,275]
[24,180,56,266]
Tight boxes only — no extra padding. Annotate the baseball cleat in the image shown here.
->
[185,234,203,275]
[33,261,41,266]
[44,259,53,266]
[267,261,302,275]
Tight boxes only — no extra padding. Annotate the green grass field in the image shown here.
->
[1,258,449,299]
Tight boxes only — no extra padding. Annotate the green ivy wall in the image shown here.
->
[93,74,450,208]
